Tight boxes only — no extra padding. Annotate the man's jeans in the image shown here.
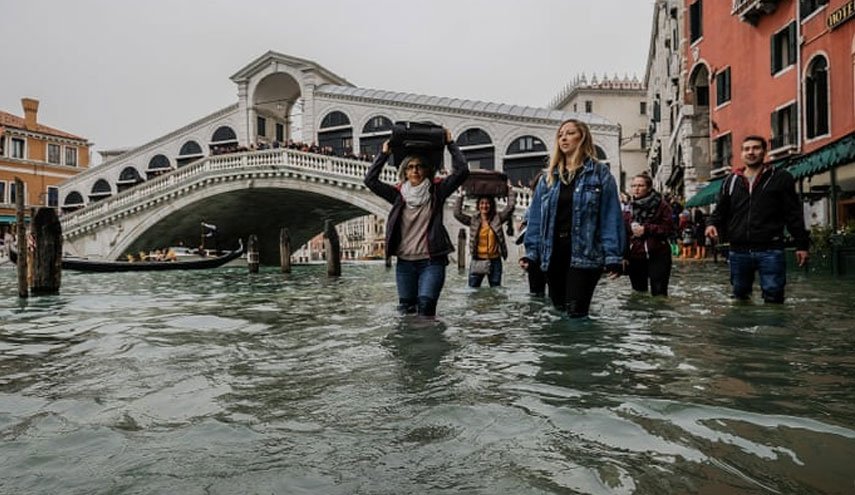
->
[396,258,447,316]
[729,249,786,303]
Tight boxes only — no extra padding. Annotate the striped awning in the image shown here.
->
[685,177,725,208]
[786,132,855,180]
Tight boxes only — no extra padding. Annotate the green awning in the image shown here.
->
[787,133,855,179]
[685,177,725,208]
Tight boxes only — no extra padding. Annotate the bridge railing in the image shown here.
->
[61,148,532,235]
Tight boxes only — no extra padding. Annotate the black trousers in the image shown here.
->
[627,252,672,296]
[527,263,547,296]
[546,238,602,317]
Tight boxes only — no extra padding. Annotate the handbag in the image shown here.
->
[470,259,491,275]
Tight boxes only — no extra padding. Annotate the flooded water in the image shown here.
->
[1,261,854,494]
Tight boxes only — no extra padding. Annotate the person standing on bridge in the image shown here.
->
[520,119,625,318]
[364,128,469,316]
[705,135,809,303]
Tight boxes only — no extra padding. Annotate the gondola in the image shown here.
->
[7,239,244,273]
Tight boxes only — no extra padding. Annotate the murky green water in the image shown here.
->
[1,261,854,494]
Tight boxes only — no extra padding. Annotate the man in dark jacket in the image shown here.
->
[705,135,809,303]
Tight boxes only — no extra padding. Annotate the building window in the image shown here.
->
[805,56,829,139]
[0,136,5,156]
[800,0,829,19]
[640,132,648,149]
[257,116,267,138]
[11,138,25,159]
[520,136,536,151]
[713,133,732,170]
[771,103,798,149]
[640,101,647,115]
[771,22,797,75]
[47,186,59,207]
[275,123,284,142]
[10,182,26,205]
[585,100,593,113]
[573,103,578,112]
[715,68,731,106]
[0,181,6,203]
[65,147,78,167]
[689,0,703,43]
[48,143,61,164]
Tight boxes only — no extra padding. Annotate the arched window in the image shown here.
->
[89,179,112,202]
[362,115,393,134]
[117,166,144,192]
[689,64,710,107]
[318,111,353,156]
[147,154,172,179]
[359,116,393,159]
[211,126,238,144]
[177,141,204,167]
[805,55,829,139]
[63,191,84,206]
[320,111,351,129]
[595,146,607,160]
[503,136,548,185]
[457,128,495,171]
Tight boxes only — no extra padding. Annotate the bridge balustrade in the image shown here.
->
[60,147,532,238]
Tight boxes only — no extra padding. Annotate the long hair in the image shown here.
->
[476,196,497,219]
[546,119,597,187]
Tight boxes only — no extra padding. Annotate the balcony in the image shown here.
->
[732,0,780,24]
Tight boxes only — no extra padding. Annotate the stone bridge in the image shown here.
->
[60,148,530,264]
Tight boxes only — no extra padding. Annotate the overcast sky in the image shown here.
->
[1,0,654,156]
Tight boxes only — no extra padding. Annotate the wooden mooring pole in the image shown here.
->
[324,220,341,277]
[457,228,467,271]
[247,234,259,273]
[30,207,62,295]
[279,227,292,274]
[15,178,28,298]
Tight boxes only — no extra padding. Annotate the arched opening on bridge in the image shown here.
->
[177,141,204,167]
[117,166,144,193]
[359,115,393,160]
[210,126,238,153]
[503,135,548,186]
[89,179,113,203]
[62,191,85,214]
[457,128,495,171]
[147,154,172,179]
[318,111,353,156]
[253,72,302,145]
[594,145,610,171]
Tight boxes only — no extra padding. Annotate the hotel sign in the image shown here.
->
[828,0,855,30]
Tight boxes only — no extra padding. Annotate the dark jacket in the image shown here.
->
[364,141,469,259]
[623,197,673,260]
[707,166,809,251]
[454,190,516,260]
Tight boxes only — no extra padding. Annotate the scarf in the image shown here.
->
[631,190,662,225]
[401,179,431,208]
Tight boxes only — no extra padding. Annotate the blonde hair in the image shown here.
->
[546,119,597,187]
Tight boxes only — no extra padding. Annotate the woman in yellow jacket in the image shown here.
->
[454,188,516,287]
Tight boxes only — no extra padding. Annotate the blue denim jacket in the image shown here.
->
[524,159,626,271]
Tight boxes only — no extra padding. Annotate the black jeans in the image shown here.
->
[627,252,672,296]
[547,237,602,317]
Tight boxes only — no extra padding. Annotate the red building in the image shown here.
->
[685,0,855,227]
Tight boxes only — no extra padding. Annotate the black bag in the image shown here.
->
[389,121,446,171]
[462,170,509,197]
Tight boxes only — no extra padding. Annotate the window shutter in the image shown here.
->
[787,23,797,66]
[771,111,780,145]
[770,33,778,75]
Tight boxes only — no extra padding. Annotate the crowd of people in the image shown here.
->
[210,139,377,162]
[364,121,810,319]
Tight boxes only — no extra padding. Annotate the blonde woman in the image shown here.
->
[520,119,625,317]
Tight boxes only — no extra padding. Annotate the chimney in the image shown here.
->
[22,98,39,131]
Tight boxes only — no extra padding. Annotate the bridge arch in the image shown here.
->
[177,140,204,167]
[117,166,144,193]
[147,154,172,179]
[89,179,113,203]
[109,177,391,263]
[62,191,85,213]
